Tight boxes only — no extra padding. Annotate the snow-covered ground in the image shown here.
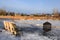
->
[0,28,60,40]
[14,20,60,29]
[0,29,21,40]
[0,19,60,40]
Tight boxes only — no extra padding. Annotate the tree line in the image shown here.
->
[0,9,60,16]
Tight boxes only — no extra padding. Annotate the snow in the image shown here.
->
[21,33,52,40]
[0,28,60,40]
[0,29,21,40]
[0,19,60,40]
[14,20,60,29]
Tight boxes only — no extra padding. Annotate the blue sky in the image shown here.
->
[0,0,60,14]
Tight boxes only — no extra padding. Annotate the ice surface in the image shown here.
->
[0,20,60,40]
[14,20,60,29]
[0,28,60,40]
[0,29,21,40]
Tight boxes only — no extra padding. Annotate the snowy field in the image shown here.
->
[0,19,60,40]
